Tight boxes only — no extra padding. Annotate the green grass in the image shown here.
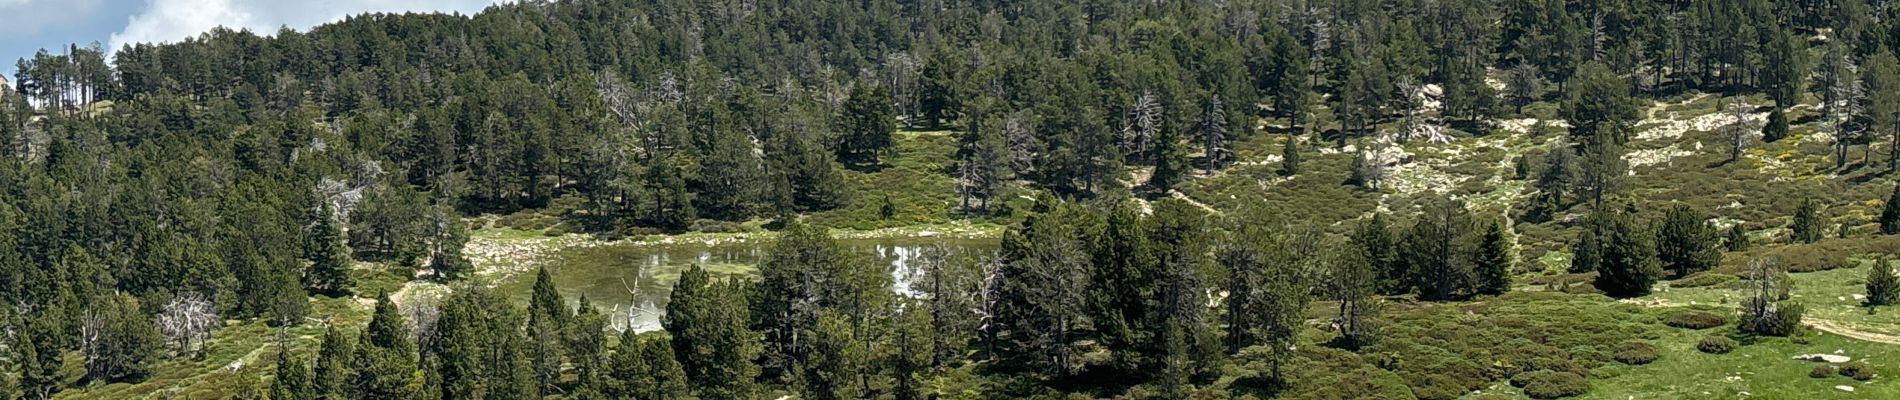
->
[54,297,373,399]
[74,89,1900,399]
[1581,327,1900,399]
[807,131,970,230]
[1656,257,1900,337]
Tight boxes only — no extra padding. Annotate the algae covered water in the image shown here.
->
[494,237,998,332]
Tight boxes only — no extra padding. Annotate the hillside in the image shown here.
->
[5,0,1900,399]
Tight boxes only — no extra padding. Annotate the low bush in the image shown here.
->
[1564,346,1611,369]
[688,219,747,233]
[1742,303,1805,337]
[1810,365,1837,378]
[1516,370,1590,399]
[1406,374,1470,400]
[1839,362,1876,381]
[1696,336,1736,354]
[1665,310,1729,329]
[1671,272,1737,288]
[1733,236,1900,273]
[1612,342,1659,365]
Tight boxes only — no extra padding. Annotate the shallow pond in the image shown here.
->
[493,237,999,332]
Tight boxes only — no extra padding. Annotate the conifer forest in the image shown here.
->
[6,0,1900,398]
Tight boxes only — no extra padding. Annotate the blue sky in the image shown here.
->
[1,0,502,78]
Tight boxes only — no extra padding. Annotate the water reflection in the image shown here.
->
[496,238,997,332]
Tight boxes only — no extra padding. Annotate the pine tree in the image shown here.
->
[838,81,896,169]
[1865,49,1900,170]
[430,287,493,400]
[270,347,312,400]
[483,310,538,400]
[914,244,977,367]
[426,204,473,281]
[644,158,695,232]
[304,202,354,297]
[1088,205,1158,367]
[1867,256,1899,307]
[1279,134,1300,176]
[526,268,569,394]
[1263,25,1311,130]
[1217,204,1306,381]
[995,202,1094,377]
[81,294,162,383]
[666,264,761,398]
[957,108,1012,212]
[1474,221,1514,296]
[567,295,608,395]
[350,294,417,399]
[311,327,353,400]
[1593,204,1663,298]
[890,298,933,400]
[0,354,17,400]
[751,220,890,379]
[799,310,867,400]
[1763,28,1805,109]
[1401,198,1475,301]
[1151,200,1220,385]
[17,317,60,400]
[1506,63,1541,114]
[1328,236,1380,351]
[1571,228,1601,273]
[1763,108,1790,143]
[1148,124,1185,192]
[1881,185,1900,234]
[1794,198,1825,244]
[766,112,849,213]
[1354,213,1404,295]
[697,122,763,221]
[1726,224,1752,251]
[1656,205,1722,278]
[1527,145,1573,221]
[606,331,689,399]
[1564,62,1638,148]
[1199,94,1230,175]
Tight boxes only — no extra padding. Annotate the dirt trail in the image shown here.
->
[1620,295,1900,345]
[1807,318,1900,345]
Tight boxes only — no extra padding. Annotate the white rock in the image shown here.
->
[1836,385,1855,392]
[1794,354,1853,363]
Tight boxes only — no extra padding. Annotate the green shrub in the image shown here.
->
[688,219,746,233]
[1665,310,1728,329]
[1564,346,1611,369]
[1696,336,1737,354]
[1810,365,1837,378]
[1516,370,1590,399]
[1612,342,1659,365]
[1518,357,1585,377]
[1742,303,1805,337]
[1407,374,1469,400]
[1839,362,1876,381]
[1671,272,1737,288]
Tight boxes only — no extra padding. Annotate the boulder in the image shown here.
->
[1793,354,1853,363]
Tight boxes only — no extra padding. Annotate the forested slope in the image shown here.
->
[4,0,1900,398]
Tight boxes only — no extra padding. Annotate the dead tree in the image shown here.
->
[158,292,217,359]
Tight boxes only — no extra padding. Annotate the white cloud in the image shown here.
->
[0,0,107,36]
[107,0,499,51]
